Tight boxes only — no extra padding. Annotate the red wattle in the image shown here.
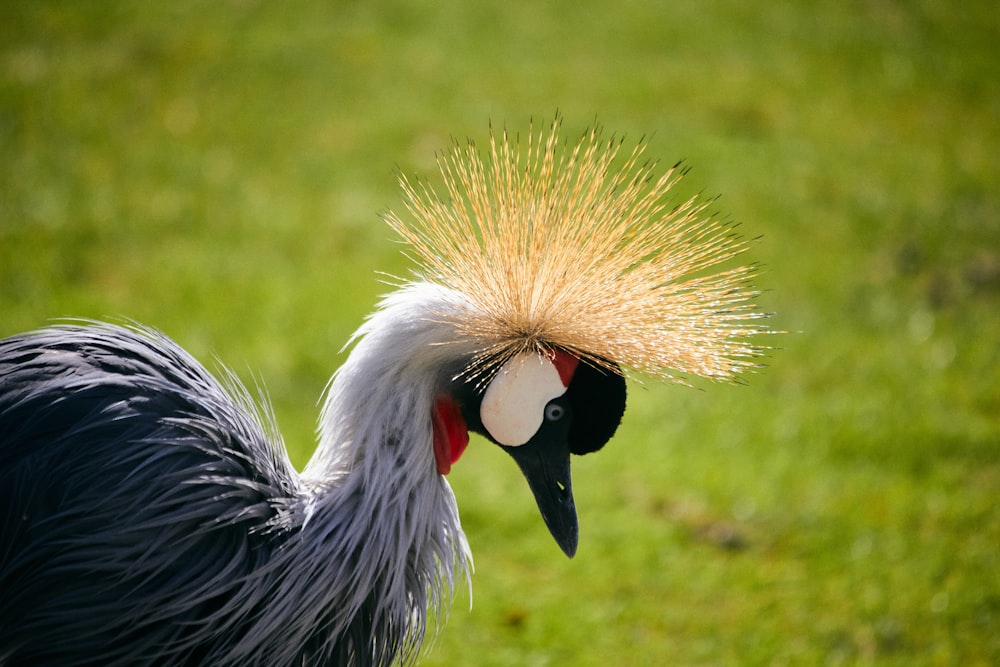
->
[432,396,469,475]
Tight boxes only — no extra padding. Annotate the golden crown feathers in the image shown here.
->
[384,117,771,384]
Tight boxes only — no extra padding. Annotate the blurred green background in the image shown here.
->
[2,1,997,664]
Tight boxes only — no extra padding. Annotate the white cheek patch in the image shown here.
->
[480,351,570,447]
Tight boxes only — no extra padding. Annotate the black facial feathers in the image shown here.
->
[451,358,626,456]
[563,361,626,455]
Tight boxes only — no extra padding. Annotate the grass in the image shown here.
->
[2,0,998,664]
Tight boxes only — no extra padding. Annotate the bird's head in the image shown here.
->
[437,349,626,557]
[385,117,771,558]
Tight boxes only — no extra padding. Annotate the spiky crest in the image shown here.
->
[384,117,770,384]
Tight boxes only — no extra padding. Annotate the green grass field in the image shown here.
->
[2,1,997,664]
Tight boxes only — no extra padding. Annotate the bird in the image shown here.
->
[0,118,769,666]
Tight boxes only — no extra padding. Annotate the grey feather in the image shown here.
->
[0,283,473,666]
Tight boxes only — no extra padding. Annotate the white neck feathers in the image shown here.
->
[297,283,476,661]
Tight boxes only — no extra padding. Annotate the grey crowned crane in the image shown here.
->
[0,120,769,666]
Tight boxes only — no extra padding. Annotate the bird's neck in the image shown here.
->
[295,283,475,659]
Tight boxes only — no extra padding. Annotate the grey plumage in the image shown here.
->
[1,284,474,666]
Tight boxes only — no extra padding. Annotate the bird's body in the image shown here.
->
[1,284,473,665]
[0,120,770,665]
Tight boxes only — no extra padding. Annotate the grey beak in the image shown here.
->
[502,433,578,558]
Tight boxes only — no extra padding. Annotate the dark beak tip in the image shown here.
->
[561,539,578,559]
[549,516,578,558]
[537,487,579,558]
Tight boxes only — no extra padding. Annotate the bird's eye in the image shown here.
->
[544,402,566,422]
